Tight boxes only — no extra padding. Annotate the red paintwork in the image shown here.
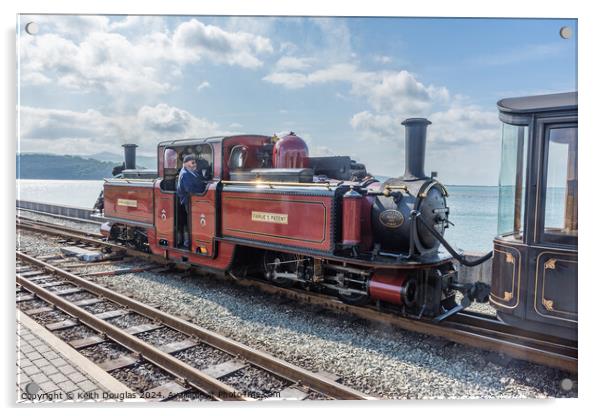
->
[147,226,236,270]
[104,182,154,225]
[190,183,217,257]
[272,133,309,168]
[222,135,271,179]
[153,181,175,247]
[342,191,362,245]
[221,190,333,252]
[368,269,410,305]
[165,241,236,270]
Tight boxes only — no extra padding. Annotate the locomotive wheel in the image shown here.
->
[338,292,371,306]
[262,251,299,288]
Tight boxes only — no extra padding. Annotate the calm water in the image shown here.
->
[16,180,498,253]
[17,179,104,208]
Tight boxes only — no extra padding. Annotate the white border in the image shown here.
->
[3,1,600,414]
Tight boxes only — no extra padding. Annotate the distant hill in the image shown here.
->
[86,151,156,170]
[17,154,117,180]
[17,151,157,180]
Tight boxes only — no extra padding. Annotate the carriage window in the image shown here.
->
[543,126,578,240]
[497,123,528,238]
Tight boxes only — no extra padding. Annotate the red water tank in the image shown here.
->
[342,189,362,246]
[272,132,309,169]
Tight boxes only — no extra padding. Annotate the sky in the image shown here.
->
[17,15,577,185]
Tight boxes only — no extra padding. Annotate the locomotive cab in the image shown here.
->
[490,92,577,340]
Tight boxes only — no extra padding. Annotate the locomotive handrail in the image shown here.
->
[105,178,155,183]
[418,180,449,197]
[384,185,409,191]
[221,180,343,189]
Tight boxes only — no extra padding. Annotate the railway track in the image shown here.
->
[16,250,373,401]
[16,212,578,374]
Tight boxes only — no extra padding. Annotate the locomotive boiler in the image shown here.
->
[97,117,490,322]
[370,119,449,256]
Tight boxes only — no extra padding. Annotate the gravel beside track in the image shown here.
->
[28,308,72,325]
[107,313,153,329]
[17,228,578,399]
[62,292,98,302]
[17,298,48,312]
[172,344,232,369]
[79,342,132,363]
[109,363,173,393]
[219,367,289,400]
[81,301,120,314]
[135,328,189,346]
[54,325,98,342]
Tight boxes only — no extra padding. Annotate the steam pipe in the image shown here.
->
[401,118,431,180]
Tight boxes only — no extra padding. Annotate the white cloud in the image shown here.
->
[374,55,392,64]
[108,16,167,35]
[197,81,210,91]
[265,64,449,115]
[20,72,51,85]
[349,105,499,147]
[274,56,314,71]
[19,17,274,98]
[31,15,110,38]
[19,104,224,155]
[172,19,273,68]
[309,18,354,62]
[353,70,450,114]
[350,111,399,140]
[428,105,500,145]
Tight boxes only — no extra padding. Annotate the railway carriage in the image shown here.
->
[491,92,578,340]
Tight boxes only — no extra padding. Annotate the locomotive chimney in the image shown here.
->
[401,118,431,180]
[122,144,138,170]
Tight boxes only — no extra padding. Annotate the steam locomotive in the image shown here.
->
[95,92,578,339]
[96,117,489,321]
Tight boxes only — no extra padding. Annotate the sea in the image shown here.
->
[16,179,498,253]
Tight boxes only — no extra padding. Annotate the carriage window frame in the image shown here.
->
[497,122,529,240]
[537,121,578,247]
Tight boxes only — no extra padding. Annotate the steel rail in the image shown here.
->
[16,217,578,373]
[16,270,250,401]
[16,221,157,262]
[17,216,104,238]
[16,251,373,400]
[17,207,103,224]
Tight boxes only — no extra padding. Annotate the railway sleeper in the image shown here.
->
[143,380,191,402]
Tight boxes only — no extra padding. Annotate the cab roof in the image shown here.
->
[157,134,270,148]
[497,91,577,114]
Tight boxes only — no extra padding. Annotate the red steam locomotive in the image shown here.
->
[97,118,489,321]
